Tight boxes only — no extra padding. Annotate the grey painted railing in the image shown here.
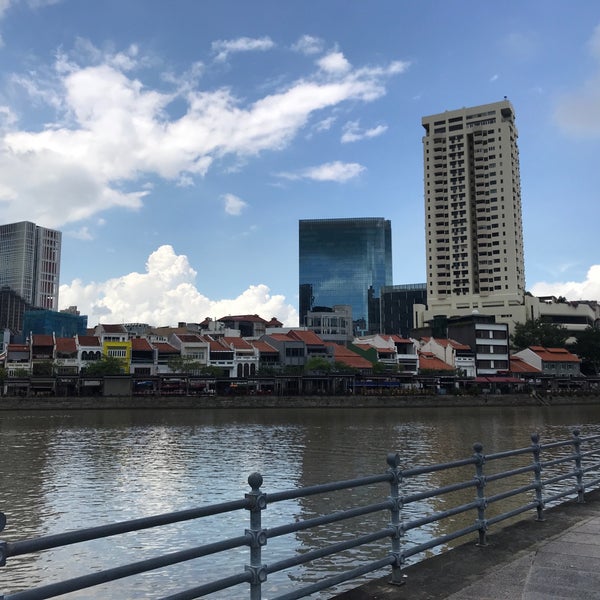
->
[2,430,600,600]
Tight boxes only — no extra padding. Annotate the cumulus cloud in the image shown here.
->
[59,245,298,326]
[292,35,324,56]
[530,264,600,301]
[222,192,248,215]
[341,120,388,143]
[0,41,406,228]
[278,160,366,182]
[555,24,600,137]
[317,51,351,74]
[211,36,275,62]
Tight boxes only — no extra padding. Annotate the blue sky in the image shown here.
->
[1,0,599,326]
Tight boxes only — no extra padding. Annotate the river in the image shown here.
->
[1,404,600,598]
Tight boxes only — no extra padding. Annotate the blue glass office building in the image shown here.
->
[299,218,392,334]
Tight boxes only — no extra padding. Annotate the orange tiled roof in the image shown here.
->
[222,337,254,350]
[250,340,279,353]
[510,356,541,374]
[418,351,454,371]
[131,338,153,351]
[327,343,372,369]
[528,346,580,363]
[98,324,127,333]
[152,342,179,354]
[175,334,204,343]
[287,329,326,345]
[218,314,268,323]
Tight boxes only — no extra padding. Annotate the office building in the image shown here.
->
[380,283,427,336]
[299,218,392,335]
[418,100,526,328]
[0,221,62,310]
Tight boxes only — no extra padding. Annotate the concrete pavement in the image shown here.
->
[335,488,600,599]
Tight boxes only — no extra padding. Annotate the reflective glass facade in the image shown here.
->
[299,218,392,334]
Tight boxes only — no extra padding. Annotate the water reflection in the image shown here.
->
[1,406,600,598]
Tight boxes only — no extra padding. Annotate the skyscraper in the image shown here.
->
[299,218,392,334]
[0,221,62,310]
[419,99,526,326]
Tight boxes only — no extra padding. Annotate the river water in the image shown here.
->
[1,404,600,599]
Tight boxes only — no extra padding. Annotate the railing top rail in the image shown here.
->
[402,456,477,477]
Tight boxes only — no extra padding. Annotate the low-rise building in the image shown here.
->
[512,346,582,379]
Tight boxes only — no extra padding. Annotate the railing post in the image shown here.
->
[572,429,585,503]
[386,452,405,586]
[531,433,545,521]
[245,472,267,600]
[473,442,487,546]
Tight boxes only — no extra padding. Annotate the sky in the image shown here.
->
[1,0,599,327]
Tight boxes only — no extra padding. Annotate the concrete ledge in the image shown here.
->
[334,488,600,599]
[0,394,599,410]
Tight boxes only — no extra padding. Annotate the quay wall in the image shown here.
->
[0,393,599,410]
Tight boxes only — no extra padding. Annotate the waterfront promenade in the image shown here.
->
[337,487,600,599]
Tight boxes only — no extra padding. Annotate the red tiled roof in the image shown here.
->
[55,338,77,353]
[528,346,580,363]
[152,342,179,354]
[77,335,101,347]
[327,343,372,369]
[218,314,268,323]
[8,344,29,352]
[267,317,283,327]
[131,338,153,351]
[175,334,204,343]
[510,356,541,374]
[250,340,278,354]
[222,337,254,350]
[287,330,326,345]
[31,334,53,346]
[98,324,127,333]
[268,333,295,342]
[418,351,454,371]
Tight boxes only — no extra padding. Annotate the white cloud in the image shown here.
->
[222,192,248,215]
[211,36,275,62]
[530,264,600,301]
[59,245,298,326]
[278,161,366,183]
[0,41,406,228]
[555,25,600,137]
[317,51,351,74]
[67,226,93,240]
[292,35,324,56]
[341,120,388,143]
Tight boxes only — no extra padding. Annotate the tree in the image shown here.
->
[167,355,204,374]
[304,357,332,373]
[572,327,600,375]
[84,354,126,376]
[511,318,568,352]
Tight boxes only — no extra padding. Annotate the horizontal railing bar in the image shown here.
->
[543,489,578,505]
[540,455,576,468]
[580,448,600,459]
[486,502,538,526]
[268,528,392,575]
[484,446,532,460]
[158,571,252,600]
[540,440,574,450]
[484,464,535,482]
[267,473,391,503]
[486,483,537,504]
[4,535,250,600]
[583,476,600,488]
[542,471,578,487]
[402,479,477,504]
[403,501,480,531]
[267,500,392,539]
[272,556,395,600]
[402,521,482,559]
[5,499,249,558]
[582,465,600,474]
[402,456,476,477]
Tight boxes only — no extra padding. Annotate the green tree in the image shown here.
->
[511,318,568,352]
[84,354,126,376]
[572,327,600,375]
[167,355,204,374]
[32,360,53,376]
[304,357,332,373]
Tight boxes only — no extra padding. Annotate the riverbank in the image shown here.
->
[0,393,598,410]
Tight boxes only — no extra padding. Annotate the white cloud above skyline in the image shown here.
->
[211,36,275,62]
[222,193,248,215]
[277,160,365,182]
[59,245,298,326]
[530,265,600,303]
[341,120,388,143]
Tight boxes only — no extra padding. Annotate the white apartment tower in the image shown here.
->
[0,221,62,310]
[420,99,526,326]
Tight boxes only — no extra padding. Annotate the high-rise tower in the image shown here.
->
[299,218,392,335]
[420,99,526,324]
[0,221,62,310]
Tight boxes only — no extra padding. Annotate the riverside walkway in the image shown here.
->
[337,487,600,599]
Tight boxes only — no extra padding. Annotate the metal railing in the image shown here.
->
[2,430,600,600]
